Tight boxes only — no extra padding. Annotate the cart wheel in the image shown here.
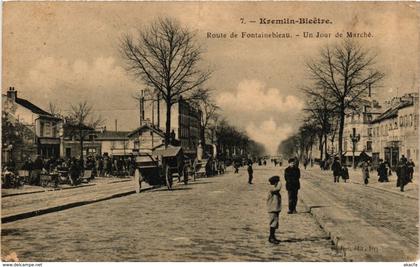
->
[165,165,173,190]
[134,169,142,193]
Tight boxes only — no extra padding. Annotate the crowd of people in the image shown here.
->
[2,153,138,187]
[327,155,415,192]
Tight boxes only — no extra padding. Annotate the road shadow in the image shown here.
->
[190,181,213,185]
[280,236,330,243]
[153,187,193,192]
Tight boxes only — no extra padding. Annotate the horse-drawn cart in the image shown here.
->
[134,146,190,192]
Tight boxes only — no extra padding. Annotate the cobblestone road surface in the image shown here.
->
[1,166,342,262]
[301,168,419,248]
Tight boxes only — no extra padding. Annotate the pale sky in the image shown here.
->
[2,2,419,154]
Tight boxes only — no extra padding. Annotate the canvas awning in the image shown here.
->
[152,146,182,158]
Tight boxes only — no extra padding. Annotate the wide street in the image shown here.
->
[1,165,418,261]
[2,166,342,262]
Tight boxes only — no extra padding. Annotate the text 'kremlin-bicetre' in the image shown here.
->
[259,17,333,24]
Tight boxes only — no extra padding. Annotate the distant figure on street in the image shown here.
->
[32,155,44,185]
[331,157,342,183]
[284,158,300,214]
[407,159,415,182]
[377,159,389,183]
[341,165,349,183]
[234,161,239,173]
[247,162,253,184]
[303,159,308,170]
[361,160,370,185]
[267,175,281,244]
[396,157,409,192]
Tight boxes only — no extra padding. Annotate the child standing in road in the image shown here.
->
[247,162,253,184]
[267,175,282,244]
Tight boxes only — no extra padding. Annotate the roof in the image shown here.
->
[152,145,182,157]
[371,101,413,124]
[95,131,130,140]
[15,98,53,117]
[128,124,165,138]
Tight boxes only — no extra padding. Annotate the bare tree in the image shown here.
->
[305,40,384,161]
[121,17,211,146]
[302,88,336,161]
[65,101,104,165]
[190,88,219,145]
[48,102,62,118]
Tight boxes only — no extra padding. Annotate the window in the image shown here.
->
[40,121,45,137]
[410,114,413,127]
[368,128,372,137]
[366,141,372,152]
[45,122,51,136]
[400,117,403,127]
[52,123,57,137]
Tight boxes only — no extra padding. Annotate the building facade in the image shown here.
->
[139,95,202,156]
[369,93,418,168]
[342,99,383,166]
[96,130,134,156]
[2,87,62,162]
[127,123,165,153]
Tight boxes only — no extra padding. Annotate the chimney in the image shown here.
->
[7,87,17,102]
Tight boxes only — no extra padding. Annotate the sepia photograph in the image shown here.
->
[1,1,419,263]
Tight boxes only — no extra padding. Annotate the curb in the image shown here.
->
[299,197,350,261]
[1,186,154,224]
[2,183,97,198]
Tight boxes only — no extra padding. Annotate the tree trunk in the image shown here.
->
[319,134,323,161]
[165,101,172,148]
[324,133,328,159]
[79,135,84,171]
[200,124,205,146]
[338,108,345,163]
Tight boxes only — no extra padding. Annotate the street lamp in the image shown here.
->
[350,127,360,169]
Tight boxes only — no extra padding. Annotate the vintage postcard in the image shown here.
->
[1,1,419,263]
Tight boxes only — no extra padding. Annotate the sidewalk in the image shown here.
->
[304,166,418,199]
[2,176,132,197]
[299,168,418,261]
[346,168,419,200]
[1,177,153,224]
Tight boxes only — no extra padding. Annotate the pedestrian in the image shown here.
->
[396,157,409,192]
[247,162,253,184]
[234,161,239,173]
[22,157,33,183]
[407,159,415,182]
[303,159,308,170]
[331,157,342,183]
[267,175,281,244]
[377,159,389,183]
[32,155,44,185]
[284,158,300,214]
[341,165,349,183]
[362,160,370,185]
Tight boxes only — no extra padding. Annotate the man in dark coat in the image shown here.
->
[331,157,342,183]
[407,159,415,182]
[247,162,253,184]
[32,155,44,185]
[377,159,389,182]
[396,157,409,192]
[284,158,301,214]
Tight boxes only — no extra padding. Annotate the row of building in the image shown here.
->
[314,91,418,168]
[2,87,202,168]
